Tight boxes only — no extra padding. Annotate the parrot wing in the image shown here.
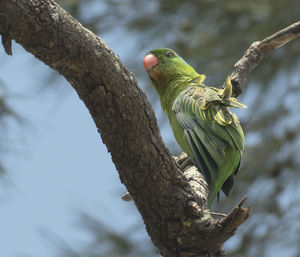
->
[172,82,245,204]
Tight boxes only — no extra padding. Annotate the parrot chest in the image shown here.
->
[169,113,193,156]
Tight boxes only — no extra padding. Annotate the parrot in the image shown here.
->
[143,48,246,208]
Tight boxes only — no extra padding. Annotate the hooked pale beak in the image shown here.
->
[143,53,159,73]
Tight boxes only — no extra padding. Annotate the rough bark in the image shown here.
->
[0,1,250,256]
[228,20,300,97]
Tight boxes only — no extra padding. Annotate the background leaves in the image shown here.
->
[1,0,299,256]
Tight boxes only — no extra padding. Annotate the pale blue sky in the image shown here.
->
[0,41,147,257]
[1,8,299,256]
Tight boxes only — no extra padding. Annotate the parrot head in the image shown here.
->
[143,48,196,82]
[143,48,205,94]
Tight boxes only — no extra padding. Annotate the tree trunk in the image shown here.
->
[0,1,249,256]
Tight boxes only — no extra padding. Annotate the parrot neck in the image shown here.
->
[158,74,206,113]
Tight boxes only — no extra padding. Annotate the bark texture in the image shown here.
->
[0,1,249,256]
[228,20,300,97]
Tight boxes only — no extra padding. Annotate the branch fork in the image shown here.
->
[0,1,298,256]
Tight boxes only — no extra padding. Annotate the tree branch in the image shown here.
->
[229,20,300,97]
[6,1,300,256]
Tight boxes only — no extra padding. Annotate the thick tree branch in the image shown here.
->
[229,20,300,97]
[6,0,297,256]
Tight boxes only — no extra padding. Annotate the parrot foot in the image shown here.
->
[173,152,195,171]
[180,157,195,170]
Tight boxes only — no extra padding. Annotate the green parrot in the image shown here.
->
[143,48,246,208]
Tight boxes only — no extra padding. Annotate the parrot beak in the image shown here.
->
[143,54,159,73]
[143,54,163,81]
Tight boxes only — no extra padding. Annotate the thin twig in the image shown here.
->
[228,21,300,97]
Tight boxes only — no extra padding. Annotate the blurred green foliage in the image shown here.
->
[1,0,300,256]
[44,213,159,257]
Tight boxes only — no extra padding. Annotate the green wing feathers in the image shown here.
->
[143,48,246,208]
[172,78,246,207]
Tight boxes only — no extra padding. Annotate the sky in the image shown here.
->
[0,41,146,257]
[1,5,299,257]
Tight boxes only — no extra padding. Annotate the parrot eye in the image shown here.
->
[165,51,175,58]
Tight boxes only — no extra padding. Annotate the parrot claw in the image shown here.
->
[180,157,195,170]
[173,152,195,170]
